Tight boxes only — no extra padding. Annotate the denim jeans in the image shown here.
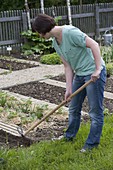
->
[65,66,106,148]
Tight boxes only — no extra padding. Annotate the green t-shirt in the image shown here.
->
[52,25,104,76]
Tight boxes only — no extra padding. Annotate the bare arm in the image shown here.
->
[61,56,74,100]
[86,36,101,81]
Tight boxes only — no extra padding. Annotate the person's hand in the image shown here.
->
[65,90,72,102]
[91,69,101,82]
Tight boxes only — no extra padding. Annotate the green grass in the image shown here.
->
[0,115,113,170]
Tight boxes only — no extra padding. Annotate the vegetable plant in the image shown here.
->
[21,30,55,55]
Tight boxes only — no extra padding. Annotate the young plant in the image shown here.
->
[0,93,7,107]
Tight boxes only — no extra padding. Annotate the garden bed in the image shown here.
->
[2,78,113,113]
[0,58,39,71]
[50,74,113,93]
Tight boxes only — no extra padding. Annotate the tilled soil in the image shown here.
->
[0,59,39,71]
[2,78,113,113]
[51,74,113,93]
[0,130,33,148]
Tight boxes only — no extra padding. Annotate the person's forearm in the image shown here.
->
[60,56,74,92]
[91,43,101,71]
[64,65,74,91]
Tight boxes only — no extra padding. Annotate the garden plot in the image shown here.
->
[0,58,39,71]
[2,76,113,113]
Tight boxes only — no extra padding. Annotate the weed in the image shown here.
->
[0,93,7,107]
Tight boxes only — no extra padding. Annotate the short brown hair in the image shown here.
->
[32,14,56,34]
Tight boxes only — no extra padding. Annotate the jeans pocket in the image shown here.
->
[100,67,107,83]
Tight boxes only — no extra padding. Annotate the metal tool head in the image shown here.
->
[17,126,24,137]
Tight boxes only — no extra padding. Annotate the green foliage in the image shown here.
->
[0,0,113,11]
[1,115,113,169]
[101,45,113,77]
[104,108,112,116]
[40,52,62,65]
[101,45,113,64]
[21,30,54,56]
[0,92,7,107]
[106,62,113,77]
[0,0,24,11]
[0,91,47,125]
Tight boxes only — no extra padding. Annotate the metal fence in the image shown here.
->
[0,3,113,54]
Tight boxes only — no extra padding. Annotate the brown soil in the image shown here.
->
[3,78,113,113]
[0,58,39,71]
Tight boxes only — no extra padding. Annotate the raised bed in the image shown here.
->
[2,78,113,113]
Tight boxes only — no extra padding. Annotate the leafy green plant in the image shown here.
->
[40,52,62,65]
[31,106,44,119]
[0,93,7,107]
[101,45,113,64]
[106,62,113,77]
[19,100,32,113]
[21,30,54,55]
[7,111,18,119]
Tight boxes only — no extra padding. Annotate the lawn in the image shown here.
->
[0,114,113,170]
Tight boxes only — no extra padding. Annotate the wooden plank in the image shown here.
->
[71,13,94,18]
[0,16,21,22]
[0,39,21,46]
[99,27,112,32]
[99,8,113,13]
[61,12,94,20]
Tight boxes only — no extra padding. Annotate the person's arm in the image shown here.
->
[86,36,101,81]
[61,56,74,100]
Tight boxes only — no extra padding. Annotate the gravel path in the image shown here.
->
[0,62,64,89]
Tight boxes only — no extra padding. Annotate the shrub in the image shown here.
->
[40,52,62,65]
[106,62,113,77]
[101,45,113,64]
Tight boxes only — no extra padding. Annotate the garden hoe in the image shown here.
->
[0,79,92,146]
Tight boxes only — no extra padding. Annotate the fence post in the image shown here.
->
[22,12,28,32]
[22,12,28,44]
[95,4,100,41]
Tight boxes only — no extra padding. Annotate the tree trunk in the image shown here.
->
[40,0,44,14]
[67,0,72,25]
[25,0,31,29]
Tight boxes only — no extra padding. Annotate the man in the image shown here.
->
[32,14,106,152]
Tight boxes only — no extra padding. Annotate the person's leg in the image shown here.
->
[65,76,86,140]
[83,67,106,149]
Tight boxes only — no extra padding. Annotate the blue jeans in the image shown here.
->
[65,67,106,148]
